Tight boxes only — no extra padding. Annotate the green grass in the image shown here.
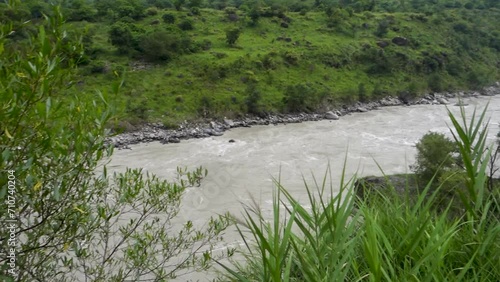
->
[67,8,500,126]
[218,106,500,281]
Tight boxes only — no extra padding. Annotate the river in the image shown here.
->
[108,95,500,281]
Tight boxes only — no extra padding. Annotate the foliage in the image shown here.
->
[282,83,319,113]
[139,30,194,62]
[178,19,194,30]
[412,132,459,183]
[244,82,262,115]
[0,5,230,281]
[226,28,241,46]
[108,22,137,54]
[162,13,176,23]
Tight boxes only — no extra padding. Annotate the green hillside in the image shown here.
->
[3,0,500,128]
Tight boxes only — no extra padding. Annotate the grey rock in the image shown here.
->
[437,98,449,105]
[376,41,390,48]
[392,36,409,46]
[224,119,234,127]
[324,111,339,120]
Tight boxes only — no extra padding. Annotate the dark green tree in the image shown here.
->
[411,132,459,183]
[226,28,241,46]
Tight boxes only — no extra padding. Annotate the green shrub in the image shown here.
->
[139,31,194,62]
[411,132,459,183]
[282,83,318,113]
[108,22,137,54]
[178,19,194,30]
[225,28,241,46]
[162,13,176,23]
[358,83,367,102]
[427,73,444,92]
[244,82,262,115]
[145,7,159,16]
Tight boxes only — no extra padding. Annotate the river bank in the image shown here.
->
[107,84,500,149]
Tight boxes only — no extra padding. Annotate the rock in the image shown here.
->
[169,138,181,143]
[481,86,498,96]
[455,101,469,107]
[437,98,449,105]
[357,107,368,113]
[376,41,390,48]
[224,119,234,127]
[228,139,235,143]
[392,36,409,46]
[212,131,223,136]
[419,99,431,105]
[324,111,339,120]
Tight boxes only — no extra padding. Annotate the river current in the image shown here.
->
[108,95,500,281]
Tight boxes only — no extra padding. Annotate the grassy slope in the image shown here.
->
[72,7,500,127]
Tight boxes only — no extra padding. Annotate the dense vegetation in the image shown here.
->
[2,0,499,129]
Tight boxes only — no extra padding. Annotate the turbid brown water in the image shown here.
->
[108,95,500,281]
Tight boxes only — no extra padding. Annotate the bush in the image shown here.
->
[358,83,367,102]
[108,22,137,54]
[225,28,241,46]
[162,13,176,23]
[427,73,444,92]
[411,132,459,183]
[145,7,159,16]
[139,31,194,62]
[283,83,319,113]
[88,60,108,74]
[245,82,262,115]
[178,19,194,30]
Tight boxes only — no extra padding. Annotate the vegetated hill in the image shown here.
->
[3,0,500,129]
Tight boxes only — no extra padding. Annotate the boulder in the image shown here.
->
[324,111,339,120]
[437,98,449,105]
[224,119,234,127]
[376,41,390,48]
[392,36,409,46]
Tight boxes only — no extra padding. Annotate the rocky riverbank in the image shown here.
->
[107,83,500,149]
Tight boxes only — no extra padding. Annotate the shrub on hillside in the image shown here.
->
[226,28,241,46]
[178,19,194,30]
[109,22,138,54]
[162,13,176,23]
[145,7,159,16]
[283,83,319,113]
[245,82,262,115]
[139,31,194,62]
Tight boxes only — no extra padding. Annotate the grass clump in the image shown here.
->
[219,106,500,281]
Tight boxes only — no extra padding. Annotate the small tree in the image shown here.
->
[108,22,136,54]
[245,82,262,115]
[178,19,194,30]
[411,132,459,183]
[226,28,241,46]
[162,13,175,24]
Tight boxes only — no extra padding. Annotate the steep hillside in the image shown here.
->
[2,1,500,129]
